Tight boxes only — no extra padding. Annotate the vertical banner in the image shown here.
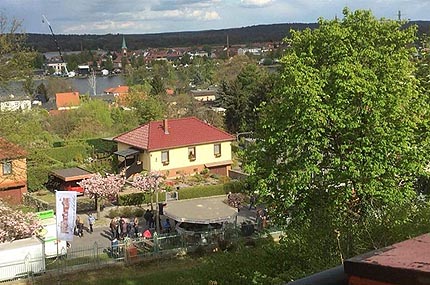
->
[56,191,77,241]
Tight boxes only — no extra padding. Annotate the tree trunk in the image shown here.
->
[95,194,101,220]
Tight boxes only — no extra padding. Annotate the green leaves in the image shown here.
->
[247,9,430,232]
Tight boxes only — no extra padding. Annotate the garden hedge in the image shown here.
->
[118,180,244,206]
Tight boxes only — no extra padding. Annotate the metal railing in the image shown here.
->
[0,227,245,283]
[0,254,45,284]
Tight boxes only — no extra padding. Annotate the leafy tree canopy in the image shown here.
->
[0,13,35,86]
[245,9,430,227]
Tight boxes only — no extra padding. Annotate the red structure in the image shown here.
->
[345,233,430,285]
[50,167,93,195]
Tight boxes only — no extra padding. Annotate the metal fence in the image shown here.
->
[0,227,245,284]
[0,255,45,284]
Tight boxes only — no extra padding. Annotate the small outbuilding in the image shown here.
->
[49,167,93,195]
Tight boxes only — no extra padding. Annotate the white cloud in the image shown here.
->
[240,0,273,8]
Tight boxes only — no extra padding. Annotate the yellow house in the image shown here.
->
[0,137,28,204]
[113,117,235,178]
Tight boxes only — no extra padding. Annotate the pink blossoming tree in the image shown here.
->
[0,202,40,243]
[132,172,165,232]
[78,173,125,219]
[131,172,164,210]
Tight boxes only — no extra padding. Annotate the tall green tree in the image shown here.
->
[245,9,430,255]
[217,64,273,133]
[0,14,35,86]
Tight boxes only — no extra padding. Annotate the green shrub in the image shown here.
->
[28,165,60,192]
[118,192,166,206]
[107,206,145,218]
[45,144,92,163]
[177,181,243,200]
[118,181,244,206]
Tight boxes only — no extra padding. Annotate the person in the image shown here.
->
[144,209,151,226]
[120,217,127,239]
[142,229,152,239]
[261,208,268,229]
[133,217,139,238]
[256,209,263,231]
[76,216,84,237]
[110,217,118,239]
[111,238,119,258]
[148,211,155,229]
[88,213,95,233]
[163,218,171,233]
[249,194,257,210]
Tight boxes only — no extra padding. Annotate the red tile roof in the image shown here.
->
[104,85,129,95]
[0,137,27,160]
[113,117,235,151]
[55,92,80,109]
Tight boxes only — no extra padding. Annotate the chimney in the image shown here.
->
[163,119,169,134]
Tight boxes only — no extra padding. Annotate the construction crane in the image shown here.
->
[42,15,73,77]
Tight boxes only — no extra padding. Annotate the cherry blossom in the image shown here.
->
[0,202,40,243]
[78,173,125,218]
[131,172,164,193]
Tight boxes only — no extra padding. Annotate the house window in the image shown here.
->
[161,151,169,165]
[2,161,12,175]
[214,144,221,157]
[188,147,196,161]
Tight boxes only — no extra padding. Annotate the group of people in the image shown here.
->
[75,213,96,238]
[110,216,139,240]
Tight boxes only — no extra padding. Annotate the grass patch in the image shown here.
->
[35,239,289,285]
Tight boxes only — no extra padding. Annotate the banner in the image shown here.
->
[56,191,77,241]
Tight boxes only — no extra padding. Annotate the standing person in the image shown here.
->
[133,217,139,238]
[120,217,127,239]
[76,216,84,238]
[249,194,257,210]
[144,209,151,227]
[88,213,95,233]
[148,211,155,229]
[256,209,263,231]
[110,217,117,239]
[163,218,171,233]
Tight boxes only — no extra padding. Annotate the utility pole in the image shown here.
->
[398,10,401,21]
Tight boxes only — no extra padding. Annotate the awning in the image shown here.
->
[204,160,232,168]
[114,148,140,157]
[164,196,237,224]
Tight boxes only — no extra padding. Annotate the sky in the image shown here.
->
[1,0,430,35]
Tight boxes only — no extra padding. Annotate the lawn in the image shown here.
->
[34,239,288,285]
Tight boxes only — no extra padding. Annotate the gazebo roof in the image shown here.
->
[164,196,237,224]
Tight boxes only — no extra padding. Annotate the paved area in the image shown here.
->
[69,195,259,250]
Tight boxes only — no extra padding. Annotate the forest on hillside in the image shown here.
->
[26,23,316,52]
[24,21,430,52]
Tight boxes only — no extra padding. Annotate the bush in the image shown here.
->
[118,181,244,206]
[177,181,243,200]
[118,192,166,206]
[45,143,92,163]
[108,206,145,219]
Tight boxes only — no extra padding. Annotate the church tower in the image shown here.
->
[122,36,127,57]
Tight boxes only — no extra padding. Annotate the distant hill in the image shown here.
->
[25,21,430,53]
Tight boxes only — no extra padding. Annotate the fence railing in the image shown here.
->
[0,254,45,284]
[0,227,248,283]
